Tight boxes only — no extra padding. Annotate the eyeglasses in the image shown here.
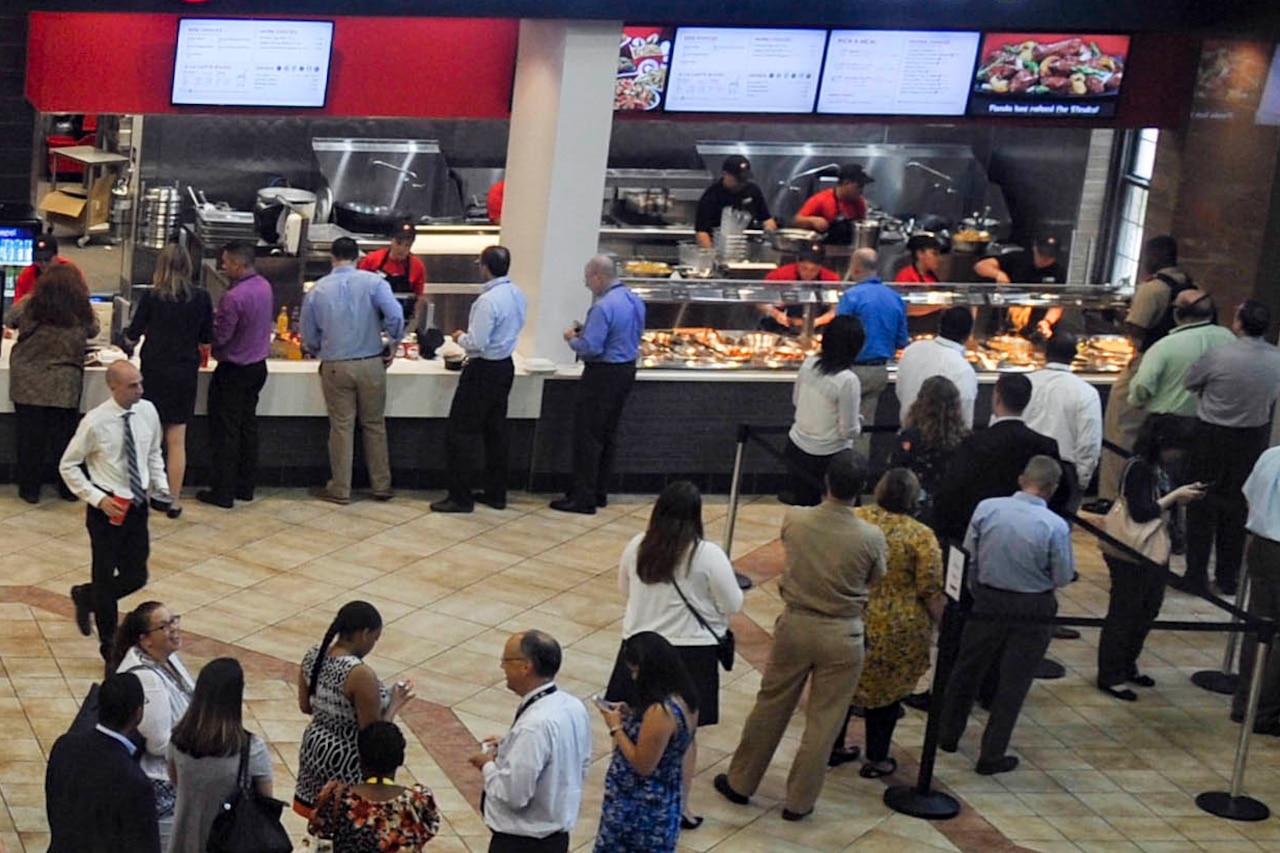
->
[500,656,528,665]
[145,615,182,633]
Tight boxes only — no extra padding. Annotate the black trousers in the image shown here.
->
[207,360,268,500]
[569,361,636,505]
[14,403,79,498]
[487,831,568,853]
[1096,554,1166,688]
[783,439,834,507]
[939,586,1055,762]
[1185,421,1270,590]
[86,502,150,658]
[864,701,901,763]
[1233,535,1280,726]
[446,357,514,507]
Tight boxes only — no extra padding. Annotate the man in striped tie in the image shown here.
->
[60,361,169,665]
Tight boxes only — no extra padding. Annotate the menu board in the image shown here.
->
[172,18,335,108]
[817,30,980,116]
[1257,45,1280,126]
[615,27,673,111]
[664,27,826,114]
[967,33,1130,118]
[0,226,33,267]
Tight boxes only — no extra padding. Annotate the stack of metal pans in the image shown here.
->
[136,185,181,249]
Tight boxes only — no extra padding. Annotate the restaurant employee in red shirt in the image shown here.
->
[792,164,873,244]
[13,234,74,303]
[359,221,427,324]
[759,243,841,331]
[895,234,944,284]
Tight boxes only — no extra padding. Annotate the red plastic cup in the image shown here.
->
[109,496,131,526]
[199,345,211,368]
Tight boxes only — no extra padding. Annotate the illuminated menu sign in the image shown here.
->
[172,18,335,108]
[817,30,981,116]
[664,27,827,114]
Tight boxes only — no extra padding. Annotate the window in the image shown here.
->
[1109,128,1159,285]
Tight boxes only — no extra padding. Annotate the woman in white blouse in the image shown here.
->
[111,601,196,851]
[606,481,744,829]
[782,315,865,505]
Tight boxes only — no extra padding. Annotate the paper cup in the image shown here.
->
[109,496,131,526]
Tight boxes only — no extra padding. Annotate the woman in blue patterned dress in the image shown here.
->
[594,632,698,853]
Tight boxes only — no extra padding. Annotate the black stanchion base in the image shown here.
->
[735,571,754,591]
[1034,659,1066,680]
[1190,670,1240,695]
[1196,791,1270,822]
[884,785,961,820]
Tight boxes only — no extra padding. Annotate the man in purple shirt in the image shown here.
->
[197,241,274,509]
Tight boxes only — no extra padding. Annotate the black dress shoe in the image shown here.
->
[680,814,703,830]
[939,740,958,753]
[975,756,1020,775]
[1100,684,1138,701]
[903,691,931,712]
[234,490,255,502]
[596,495,609,509]
[713,773,749,805]
[472,492,506,510]
[1053,626,1081,640]
[70,585,92,637]
[549,497,596,515]
[828,745,861,768]
[781,808,812,821]
[1127,674,1156,688]
[430,498,474,514]
[195,490,234,509]
[58,487,78,502]
[18,489,39,504]
[1034,659,1066,679]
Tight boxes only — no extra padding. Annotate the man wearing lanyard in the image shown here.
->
[792,163,873,244]
[551,255,645,515]
[835,248,908,455]
[937,456,1075,775]
[302,237,405,506]
[197,241,274,509]
[61,361,168,664]
[432,246,527,513]
[359,220,427,325]
[469,631,591,853]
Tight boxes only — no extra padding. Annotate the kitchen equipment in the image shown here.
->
[312,138,462,231]
[254,187,316,252]
[137,185,181,250]
[769,228,823,253]
[960,207,1004,235]
[677,242,716,276]
[853,220,881,251]
[334,201,413,235]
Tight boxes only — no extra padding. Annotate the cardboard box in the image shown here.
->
[38,174,114,229]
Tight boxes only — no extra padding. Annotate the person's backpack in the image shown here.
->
[1141,271,1195,352]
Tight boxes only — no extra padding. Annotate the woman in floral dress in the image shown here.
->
[844,469,945,777]
[310,722,440,852]
[595,632,698,853]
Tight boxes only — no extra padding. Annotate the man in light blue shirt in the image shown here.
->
[302,237,404,505]
[434,245,528,513]
[938,456,1074,776]
[551,255,645,515]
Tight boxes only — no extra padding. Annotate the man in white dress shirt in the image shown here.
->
[470,630,591,853]
[895,306,978,427]
[1232,447,1280,735]
[1023,332,1103,502]
[61,361,168,663]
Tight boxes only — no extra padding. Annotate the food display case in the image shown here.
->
[624,277,1135,377]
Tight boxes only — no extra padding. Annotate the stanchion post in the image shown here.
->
[1196,620,1273,822]
[725,424,752,591]
[1191,573,1251,695]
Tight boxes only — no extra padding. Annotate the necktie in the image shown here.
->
[122,411,144,506]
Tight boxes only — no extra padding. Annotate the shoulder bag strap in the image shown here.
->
[671,560,725,645]
[237,732,253,790]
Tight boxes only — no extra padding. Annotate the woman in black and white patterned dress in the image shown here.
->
[293,601,415,817]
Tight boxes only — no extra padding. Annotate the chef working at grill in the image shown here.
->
[759,243,841,332]
[895,234,944,284]
[792,164,874,244]
[694,155,778,250]
[974,237,1067,339]
[358,220,427,326]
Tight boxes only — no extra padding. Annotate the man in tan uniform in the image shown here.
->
[714,450,886,821]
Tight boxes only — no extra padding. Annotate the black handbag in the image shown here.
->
[206,735,293,853]
[672,579,735,671]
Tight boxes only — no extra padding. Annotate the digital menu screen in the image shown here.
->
[1256,45,1280,126]
[817,30,980,116]
[172,18,335,108]
[615,27,673,112]
[968,33,1130,118]
[0,226,33,267]
[664,27,826,114]
[1190,40,1274,122]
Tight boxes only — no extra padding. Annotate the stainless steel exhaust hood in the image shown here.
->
[311,138,464,223]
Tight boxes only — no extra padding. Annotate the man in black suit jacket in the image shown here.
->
[46,673,160,853]
[935,373,1078,543]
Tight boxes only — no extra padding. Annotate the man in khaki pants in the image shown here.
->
[301,237,405,504]
[714,451,886,821]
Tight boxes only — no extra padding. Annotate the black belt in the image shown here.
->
[977,583,1054,595]
[855,359,889,366]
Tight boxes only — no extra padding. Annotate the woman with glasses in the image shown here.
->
[111,601,196,851]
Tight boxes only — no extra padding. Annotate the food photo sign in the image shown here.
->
[968,33,1130,118]
[615,26,673,111]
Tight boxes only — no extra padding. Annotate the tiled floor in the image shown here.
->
[2,486,1279,852]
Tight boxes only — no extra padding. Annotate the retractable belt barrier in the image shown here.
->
[723,423,1277,824]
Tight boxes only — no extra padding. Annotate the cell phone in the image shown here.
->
[1197,481,1215,490]
[591,693,614,710]
[481,741,495,755]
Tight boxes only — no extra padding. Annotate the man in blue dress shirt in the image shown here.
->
[301,237,405,505]
[835,248,908,457]
[937,455,1075,775]
[433,245,527,513]
[550,255,645,515]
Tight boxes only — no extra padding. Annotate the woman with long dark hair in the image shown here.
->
[294,601,415,818]
[891,375,970,528]
[607,481,742,829]
[781,314,866,506]
[124,244,214,518]
[595,632,699,852]
[168,658,274,853]
[3,262,99,503]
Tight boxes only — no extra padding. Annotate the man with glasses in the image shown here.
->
[61,361,168,663]
[469,631,591,853]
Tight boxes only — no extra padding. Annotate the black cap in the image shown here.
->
[838,164,874,186]
[906,233,942,253]
[390,220,416,243]
[722,155,752,180]
[797,242,826,263]
[33,234,57,261]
